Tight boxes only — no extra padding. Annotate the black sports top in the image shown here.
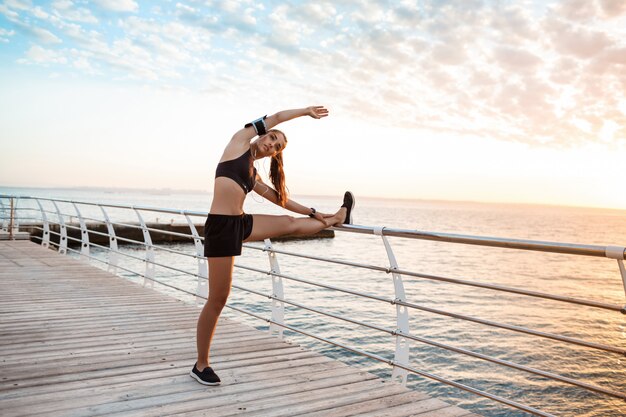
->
[215,148,257,194]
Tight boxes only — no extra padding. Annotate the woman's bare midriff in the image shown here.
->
[210,177,248,215]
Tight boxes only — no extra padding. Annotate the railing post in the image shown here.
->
[134,208,155,288]
[265,238,285,339]
[6,197,21,239]
[0,199,8,232]
[8,197,15,239]
[185,214,208,306]
[51,201,67,255]
[374,226,410,385]
[35,199,50,249]
[71,202,90,260]
[12,197,21,237]
[605,246,626,313]
[100,206,119,274]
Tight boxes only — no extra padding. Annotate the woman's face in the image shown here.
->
[254,131,287,158]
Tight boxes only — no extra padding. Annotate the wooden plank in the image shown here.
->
[293,390,432,417]
[0,328,270,360]
[238,383,423,417]
[0,312,202,333]
[0,304,199,321]
[78,370,383,417]
[0,349,323,391]
[0,324,260,356]
[188,379,396,417]
[410,405,474,416]
[2,337,294,366]
[356,398,464,417]
[0,344,308,380]
[0,359,351,416]
[0,355,333,401]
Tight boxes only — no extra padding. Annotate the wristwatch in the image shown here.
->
[308,208,316,218]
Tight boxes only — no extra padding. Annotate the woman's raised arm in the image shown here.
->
[231,106,329,145]
[265,106,329,130]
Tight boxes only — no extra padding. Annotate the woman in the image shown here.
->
[190,105,355,385]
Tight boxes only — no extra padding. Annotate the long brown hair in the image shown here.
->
[268,129,288,207]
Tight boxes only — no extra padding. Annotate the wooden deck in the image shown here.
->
[0,240,478,417]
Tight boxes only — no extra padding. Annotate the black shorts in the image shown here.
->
[203,213,254,257]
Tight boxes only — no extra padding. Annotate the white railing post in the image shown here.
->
[374,226,410,385]
[100,206,119,274]
[617,259,626,314]
[8,198,14,239]
[71,202,90,260]
[185,214,208,306]
[0,199,8,232]
[605,246,626,313]
[51,201,67,255]
[265,238,285,339]
[9,197,19,239]
[35,199,50,249]
[134,208,155,288]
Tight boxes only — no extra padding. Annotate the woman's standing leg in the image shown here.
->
[195,256,234,371]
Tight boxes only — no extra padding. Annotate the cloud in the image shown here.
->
[489,6,536,44]
[431,43,467,65]
[32,26,61,43]
[94,0,138,13]
[290,2,337,27]
[598,0,626,18]
[72,56,97,74]
[10,20,62,44]
[52,1,73,10]
[0,2,62,44]
[598,47,626,66]
[493,47,542,70]
[19,45,67,65]
[556,0,626,20]
[546,18,613,59]
[51,1,98,23]
[0,4,20,19]
[265,4,302,53]
[4,0,31,11]
[31,6,49,20]
[176,0,258,34]
[119,16,211,64]
[549,57,581,85]
[554,0,599,21]
[0,28,15,42]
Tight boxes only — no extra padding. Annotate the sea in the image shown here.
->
[1,186,625,417]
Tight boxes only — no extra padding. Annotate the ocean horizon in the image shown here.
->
[2,185,625,214]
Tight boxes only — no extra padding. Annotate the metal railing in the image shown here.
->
[1,194,625,417]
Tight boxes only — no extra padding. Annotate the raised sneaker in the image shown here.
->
[190,363,221,386]
[341,191,355,225]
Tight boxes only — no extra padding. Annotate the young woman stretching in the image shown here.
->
[190,106,355,385]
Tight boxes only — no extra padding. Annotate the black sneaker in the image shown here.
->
[190,363,221,386]
[341,191,355,224]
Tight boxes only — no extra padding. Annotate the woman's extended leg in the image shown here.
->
[245,207,346,243]
[195,256,234,371]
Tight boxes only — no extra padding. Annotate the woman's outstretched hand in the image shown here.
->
[311,211,330,225]
[307,106,329,119]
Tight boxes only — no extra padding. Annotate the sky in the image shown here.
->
[0,0,625,210]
